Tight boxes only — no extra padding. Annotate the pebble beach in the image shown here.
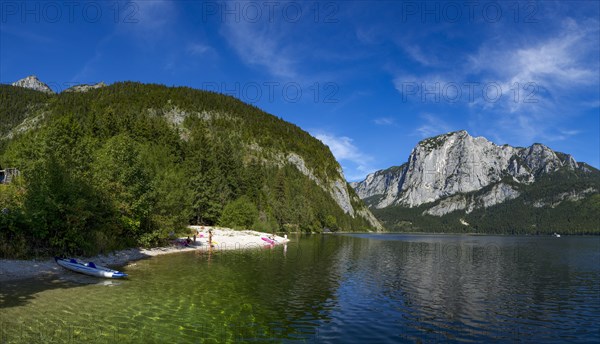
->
[0,226,289,282]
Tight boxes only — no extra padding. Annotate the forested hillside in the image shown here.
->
[0,85,51,139]
[0,82,378,258]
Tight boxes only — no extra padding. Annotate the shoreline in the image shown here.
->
[0,226,289,283]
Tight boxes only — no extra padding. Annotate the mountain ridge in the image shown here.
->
[63,82,107,93]
[354,130,589,208]
[11,75,54,94]
[352,130,599,234]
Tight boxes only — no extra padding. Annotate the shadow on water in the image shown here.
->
[0,276,108,309]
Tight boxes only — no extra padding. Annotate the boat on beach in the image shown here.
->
[261,237,276,245]
[54,257,128,279]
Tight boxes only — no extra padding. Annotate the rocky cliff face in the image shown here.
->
[277,151,383,230]
[351,165,407,208]
[63,82,107,93]
[423,182,521,216]
[11,75,54,94]
[353,130,593,216]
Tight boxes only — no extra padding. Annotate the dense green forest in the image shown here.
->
[373,169,600,234]
[0,83,376,258]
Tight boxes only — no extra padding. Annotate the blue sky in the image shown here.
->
[1,0,598,180]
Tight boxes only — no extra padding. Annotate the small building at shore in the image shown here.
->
[0,168,20,184]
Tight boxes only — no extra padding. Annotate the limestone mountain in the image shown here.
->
[11,75,54,94]
[63,82,107,93]
[351,130,599,234]
[0,78,381,257]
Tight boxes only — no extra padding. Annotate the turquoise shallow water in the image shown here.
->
[1,234,599,343]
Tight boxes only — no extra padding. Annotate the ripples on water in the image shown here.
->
[1,234,599,343]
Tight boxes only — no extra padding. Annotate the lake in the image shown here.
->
[1,234,599,343]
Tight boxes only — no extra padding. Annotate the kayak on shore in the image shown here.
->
[261,237,276,245]
[54,257,128,279]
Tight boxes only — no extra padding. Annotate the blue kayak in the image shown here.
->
[54,257,128,279]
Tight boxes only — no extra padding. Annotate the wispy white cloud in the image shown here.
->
[220,11,297,79]
[415,113,453,138]
[313,131,376,181]
[393,17,599,146]
[218,1,349,82]
[315,133,366,162]
[187,43,209,56]
[392,73,454,99]
[71,34,115,83]
[551,129,582,142]
[129,0,177,34]
[402,44,438,66]
[373,117,396,126]
[106,0,180,53]
[469,18,599,104]
[72,0,178,81]
[186,42,215,57]
[355,26,385,45]
[468,19,598,144]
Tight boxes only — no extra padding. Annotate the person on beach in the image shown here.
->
[185,236,192,246]
[208,229,213,248]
